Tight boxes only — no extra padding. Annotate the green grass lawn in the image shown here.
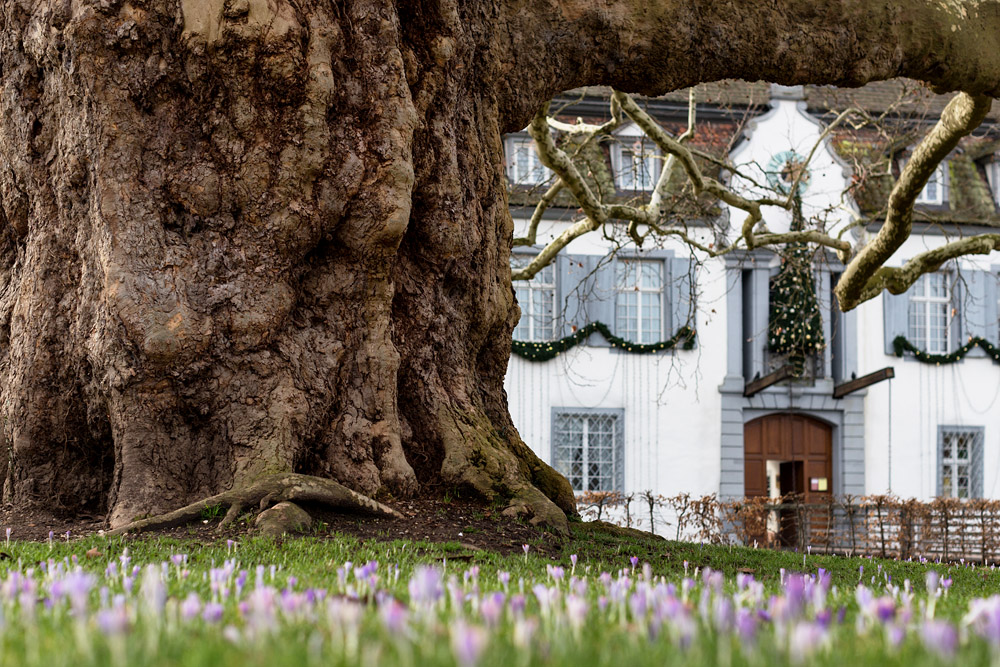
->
[0,523,996,666]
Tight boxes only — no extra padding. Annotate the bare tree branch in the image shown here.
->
[851,233,1000,305]
[836,92,993,310]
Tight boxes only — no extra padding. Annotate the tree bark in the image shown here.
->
[0,0,998,529]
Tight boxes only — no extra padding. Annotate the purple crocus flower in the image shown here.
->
[450,622,488,667]
[874,597,897,623]
[96,601,129,636]
[713,597,735,633]
[140,565,166,615]
[736,607,757,643]
[926,570,939,596]
[180,593,201,620]
[63,571,96,616]
[566,593,588,631]
[202,602,224,623]
[629,589,648,619]
[788,621,827,662]
[784,574,806,617]
[966,596,1000,646]
[479,592,505,627]
[920,620,958,658]
[379,598,409,634]
[409,566,444,606]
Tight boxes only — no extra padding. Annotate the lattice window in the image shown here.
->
[908,272,952,353]
[552,411,623,492]
[511,255,556,341]
[938,427,984,499]
[615,259,664,343]
[505,136,549,186]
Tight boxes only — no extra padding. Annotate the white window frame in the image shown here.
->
[899,158,946,205]
[504,136,550,186]
[907,272,952,354]
[987,160,1000,207]
[938,426,984,499]
[511,255,557,342]
[611,136,661,192]
[615,258,665,343]
[551,409,624,493]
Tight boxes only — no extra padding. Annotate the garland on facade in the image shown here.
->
[511,322,696,362]
[767,196,825,375]
[892,335,1000,364]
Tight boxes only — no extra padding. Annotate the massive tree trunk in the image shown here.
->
[0,0,998,529]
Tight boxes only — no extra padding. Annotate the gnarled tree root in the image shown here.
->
[106,473,403,536]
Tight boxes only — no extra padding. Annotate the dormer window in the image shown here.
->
[915,162,946,205]
[899,156,946,206]
[611,132,660,192]
[505,136,550,186]
[985,159,1000,206]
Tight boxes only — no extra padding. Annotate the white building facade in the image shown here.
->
[504,83,1000,517]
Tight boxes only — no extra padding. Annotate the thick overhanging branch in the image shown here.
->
[835,93,993,310]
[851,234,1000,305]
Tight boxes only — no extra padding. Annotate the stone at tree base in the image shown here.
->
[255,502,313,538]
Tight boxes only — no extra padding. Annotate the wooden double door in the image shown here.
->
[744,413,833,547]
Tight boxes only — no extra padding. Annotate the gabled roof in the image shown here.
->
[527,80,1000,228]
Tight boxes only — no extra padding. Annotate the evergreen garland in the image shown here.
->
[767,196,825,375]
[892,335,1000,364]
[512,322,696,362]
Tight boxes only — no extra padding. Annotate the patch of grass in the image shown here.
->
[199,504,225,521]
[0,524,993,665]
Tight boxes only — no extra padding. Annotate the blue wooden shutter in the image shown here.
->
[989,266,1000,343]
[669,256,695,340]
[557,254,590,336]
[941,160,951,206]
[964,269,991,355]
[951,272,964,351]
[585,255,616,347]
[936,428,944,497]
[883,289,909,355]
[973,428,985,498]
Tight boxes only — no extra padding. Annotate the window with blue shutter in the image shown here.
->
[510,254,557,341]
[615,259,665,343]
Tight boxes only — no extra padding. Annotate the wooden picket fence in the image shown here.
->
[577,491,1000,562]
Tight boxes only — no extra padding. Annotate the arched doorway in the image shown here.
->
[744,413,833,547]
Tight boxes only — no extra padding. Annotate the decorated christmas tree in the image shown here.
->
[768,197,825,375]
